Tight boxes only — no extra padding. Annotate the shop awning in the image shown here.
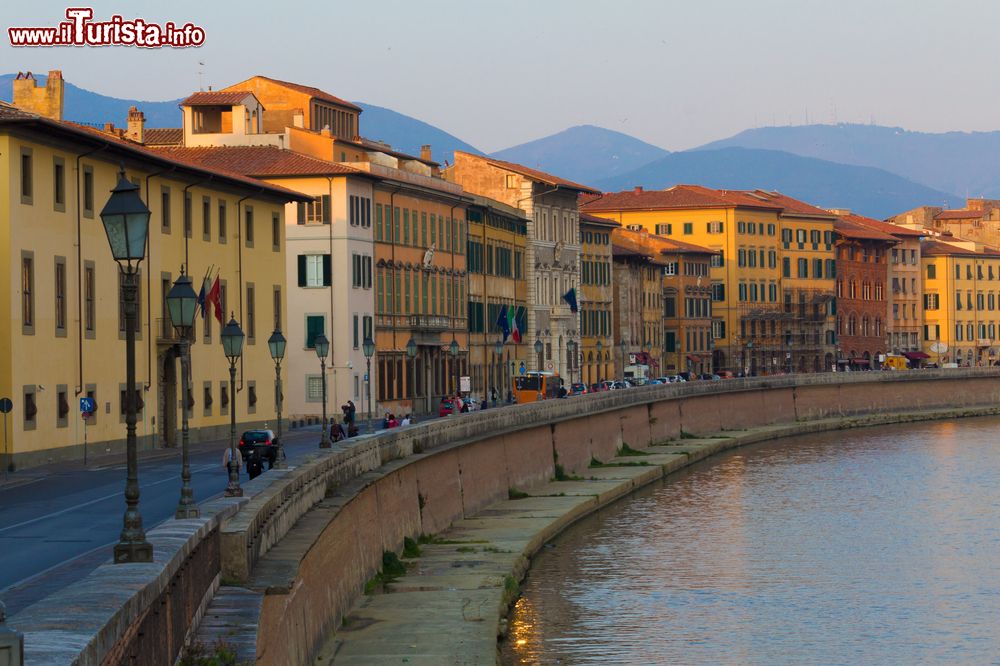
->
[902,351,930,360]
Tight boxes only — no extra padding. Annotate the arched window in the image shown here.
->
[861,316,870,337]
[875,318,882,337]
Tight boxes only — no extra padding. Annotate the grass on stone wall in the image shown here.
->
[403,537,421,558]
[616,443,649,457]
[364,550,409,595]
[179,639,242,666]
[508,487,530,499]
[553,464,584,481]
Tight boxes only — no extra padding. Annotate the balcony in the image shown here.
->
[155,318,195,345]
[409,315,451,331]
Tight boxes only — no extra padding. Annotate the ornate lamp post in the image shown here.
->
[101,168,154,564]
[221,316,245,496]
[166,270,199,519]
[406,337,417,415]
[533,339,543,401]
[494,340,504,400]
[619,340,627,381]
[596,339,603,384]
[268,328,287,468]
[315,333,331,448]
[449,338,460,396]
[363,335,375,432]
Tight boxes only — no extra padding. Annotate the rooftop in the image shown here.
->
[579,211,621,228]
[921,239,1000,258]
[142,127,182,146]
[612,226,717,261]
[180,91,258,107]
[224,75,362,112]
[153,145,368,178]
[834,217,899,242]
[455,151,599,194]
[934,209,986,221]
[581,184,784,212]
[838,212,924,238]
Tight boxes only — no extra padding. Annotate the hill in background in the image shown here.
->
[595,147,962,219]
[351,102,482,162]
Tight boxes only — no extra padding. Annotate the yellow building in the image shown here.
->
[920,239,1000,366]
[0,75,305,469]
[467,196,529,400]
[579,213,618,384]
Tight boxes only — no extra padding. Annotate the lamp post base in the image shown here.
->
[113,540,154,564]
[319,437,332,449]
[175,504,200,519]
[224,483,244,498]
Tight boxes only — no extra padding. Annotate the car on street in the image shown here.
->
[569,382,588,395]
[238,429,278,468]
[591,381,613,392]
[438,397,455,417]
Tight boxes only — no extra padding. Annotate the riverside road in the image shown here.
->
[0,424,335,615]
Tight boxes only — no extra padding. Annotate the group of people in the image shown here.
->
[331,400,359,441]
[381,413,413,429]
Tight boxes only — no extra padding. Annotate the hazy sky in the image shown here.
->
[3,0,998,152]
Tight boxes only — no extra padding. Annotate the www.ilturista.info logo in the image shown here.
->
[8,8,205,48]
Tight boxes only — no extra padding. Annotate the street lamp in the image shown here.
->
[166,270,199,519]
[363,335,375,432]
[315,333,331,448]
[620,340,627,380]
[406,337,417,415]
[101,168,153,564]
[449,338,460,396]
[567,340,577,385]
[268,328,287,468]
[221,316,245,496]
[534,339,543,401]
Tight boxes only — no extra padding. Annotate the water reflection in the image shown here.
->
[502,418,1000,665]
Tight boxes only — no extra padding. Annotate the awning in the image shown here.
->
[902,351,930,360]
[850,358,870,365]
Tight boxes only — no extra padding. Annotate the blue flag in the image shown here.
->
[496,304,510,343]
[562,287,578,313]
[197,278,207,319]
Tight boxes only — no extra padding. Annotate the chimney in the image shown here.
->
[292,110,304,128]
[12,69,64,121]
[420,144,432,161]
[125,106,145,143]
[320,124,332,138]
[633,186,644,194]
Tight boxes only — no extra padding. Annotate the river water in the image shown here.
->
[501,418,1000,665]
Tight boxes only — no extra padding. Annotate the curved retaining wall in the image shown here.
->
[12,369,1000,664]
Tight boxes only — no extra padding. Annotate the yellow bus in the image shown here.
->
[512,372,562,403]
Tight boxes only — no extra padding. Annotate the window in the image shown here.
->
[927,264,936,279]
[23,388,36,429]
[161,186,171,232]
[53,157,65,210]
[83,165,94,216]
[655,223,672,235]
[711,283,725,301]
[273,286,282,330]
[683,222,693,235]
[708,220,723,234]
[663,262,677,276]
[54,258,66,333]
[218,200,227,242]
[298,195,331,224]
[184,191,192,238]
[272,213,281,250]
[246,285,256,340]
[710,252,724,268]
[84,264,96,334]
[20,148,33,203]
[245,207,255,247]
[305,315,325,349]
[505,174,518,188]
[21,253,34,332]
[298,254,331,287]
[813,258,823,278]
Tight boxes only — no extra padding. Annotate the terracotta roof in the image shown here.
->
[579,211,621,227]
[180,91,257,107]
[934,209,984,220]
[737,190,835,218]
[358,136,438,166]
[142,128,182,146]
[839,212,924,238]
[0,108,309,201]
[921,239,1000,258]
[612,226,716,261]
[228,76,362,112]
[455,151,599,194]
[834,218,898,242]
[153,146,369,178]
[581,184,784,212]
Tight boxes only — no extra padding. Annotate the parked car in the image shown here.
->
[438,397,455,417]
[569,382,588,396]
[699,373,722,381]
[666,375,687,383]
[592,381,613,392]
[238,429,278,468]
[647,378,664,385]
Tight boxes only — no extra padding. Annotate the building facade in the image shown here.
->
[446,152,599,380]
[466,196,529,400]
[579,213,618,385]
[921,239,1000,367]
[1,75,303,469]
[833,218,897,368]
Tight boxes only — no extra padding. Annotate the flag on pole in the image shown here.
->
[197,279,208,319]
[496,304,511,343]
[562,288,579,313]
[508,306,521,343]
[206,274,223,324]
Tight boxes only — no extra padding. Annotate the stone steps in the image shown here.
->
[187,586,261,662]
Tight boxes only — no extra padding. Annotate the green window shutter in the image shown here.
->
[297,255,306,287]
[322,195,331,224]
[297,202,306,225]
[322,255,332,286]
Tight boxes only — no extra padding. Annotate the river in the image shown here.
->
[501,418,1000,664]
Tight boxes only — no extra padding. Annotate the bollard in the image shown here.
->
[0,602,24,666]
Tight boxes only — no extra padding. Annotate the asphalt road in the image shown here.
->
[0,424,333,615]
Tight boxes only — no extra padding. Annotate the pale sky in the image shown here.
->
[3,0,997,152]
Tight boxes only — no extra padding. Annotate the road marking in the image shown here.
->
[0,463,217,535]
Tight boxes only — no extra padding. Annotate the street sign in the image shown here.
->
[79,397,96,413]
[519,362,526,375]
[363,373,369,381]
[0,398,11,414]
[460,376,471,393]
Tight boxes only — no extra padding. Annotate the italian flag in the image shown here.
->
[508,306,521,343]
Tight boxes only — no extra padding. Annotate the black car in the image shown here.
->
[239,429,278,468]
